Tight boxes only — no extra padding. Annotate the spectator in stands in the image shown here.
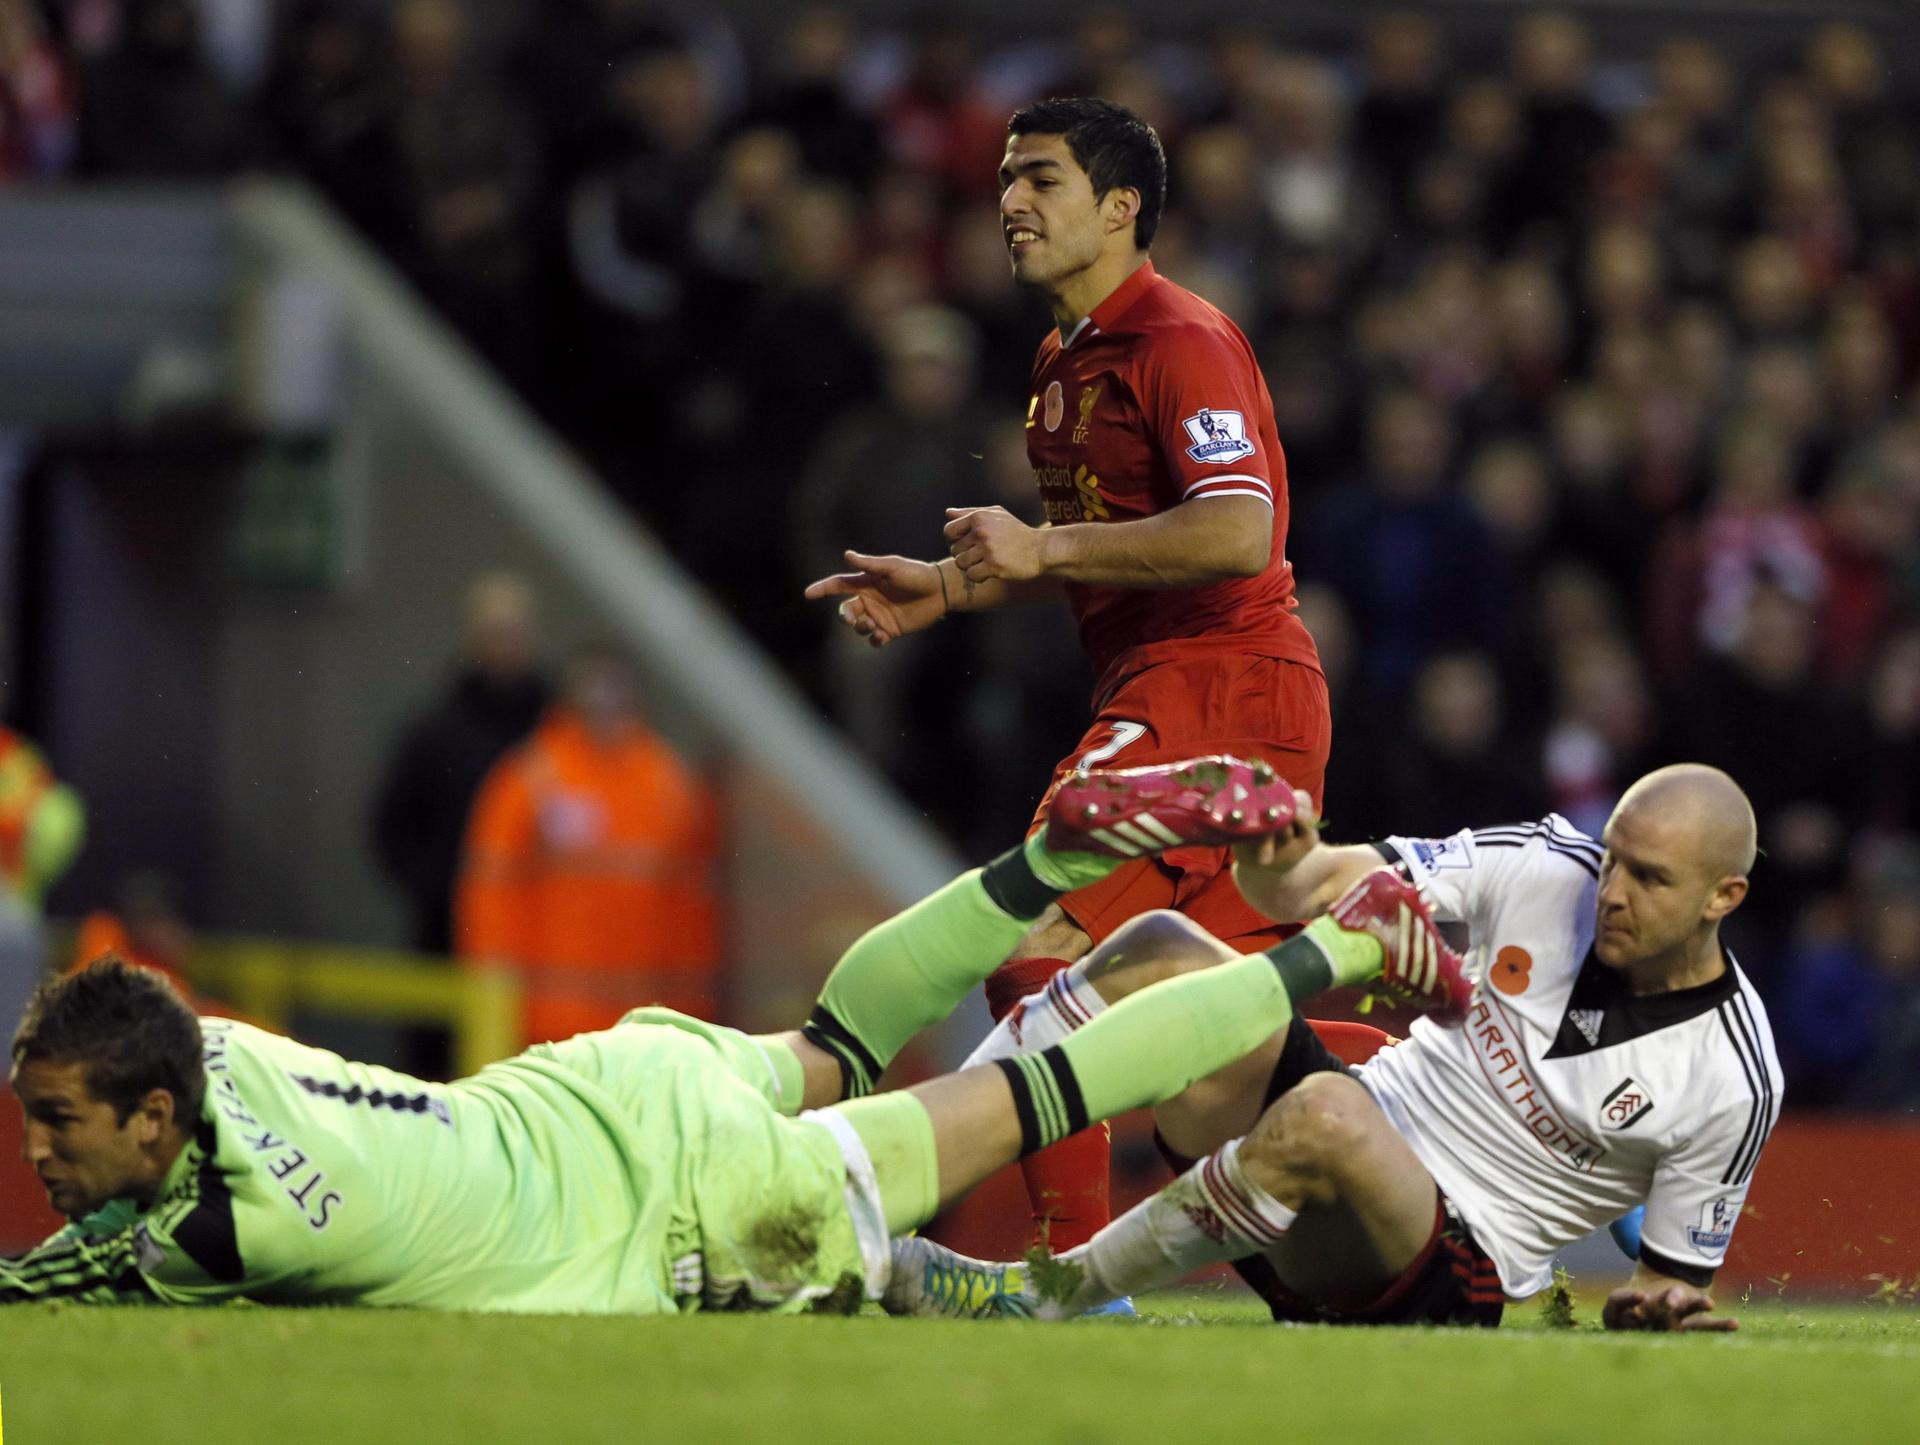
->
[1817,456,1913,687]
[1352,9,1446,224]
[71,869,193,993]
[1301,387,1506,705]
[0,726,83,1033]
[336,0,541,371]
[1664,579,1856,985]
[457,644,720,1046]
[0,0,77,180]
[513,0,738,187]
[1250,54,1380,265]
[1506,9,1610,238]
[795,305,991,789]
[1643,415,1826,681]
[1375,648,1543,836]
[878,17,1002,206]
[1296,582,1391,843]
[681,179,874,656]
[944,205,1046,402]
[262,0,380,207]
[746,8,880,193]
[371,571,552,957]
[1778,841,1920,1109]
[1540,631,1659,838]
[1467,438,1552,573]
[1856,627,1920,841]
[950,418,1089,854]
[563,45,730,498]
[78,0,261,176]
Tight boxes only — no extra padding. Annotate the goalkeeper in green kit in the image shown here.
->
[3,758,1467,1314]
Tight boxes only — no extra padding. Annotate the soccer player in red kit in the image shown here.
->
[806,97,1330,1267]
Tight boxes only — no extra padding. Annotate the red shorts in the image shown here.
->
[1028,651,1330,951]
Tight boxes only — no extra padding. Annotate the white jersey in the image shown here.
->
[1355,816,1784,1299]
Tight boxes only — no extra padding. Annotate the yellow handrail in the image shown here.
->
[186,938,520,1078]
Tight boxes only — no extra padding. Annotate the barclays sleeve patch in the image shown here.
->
[1182,408,1257,464]
[1686,1197,1737,1253]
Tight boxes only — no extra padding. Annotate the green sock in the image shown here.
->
[804,868,1030,1098]
[993,952,1296,1153]
[1299,914,1385,988]
[749,1034,808,1116]
[1021,829,1122,893]
[833,1092,940,1234]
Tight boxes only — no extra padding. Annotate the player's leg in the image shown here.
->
[762,832,1121,1110]
[1036,1071,1439,1317]
[770,758,1300,1112]
[981,655,1331,1256]
[882,868,1469,1318]
[887,1068,1442,1320]
[851,865,1459,1278]
[966,910,1406,1161]
[967,908,1286,1157]
[987,905,1109,1262]
[831,912,1332,1248]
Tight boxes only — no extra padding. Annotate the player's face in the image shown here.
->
[999,134,1107,289]
[12,1058,152,1218]
[1593,809,1718,969]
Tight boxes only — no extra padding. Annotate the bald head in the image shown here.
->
[1612,764,1756,880]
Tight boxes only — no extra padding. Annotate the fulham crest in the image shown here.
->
[1599,1077,1654,1130]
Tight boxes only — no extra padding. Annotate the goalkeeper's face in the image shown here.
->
[12,1058,167,1219]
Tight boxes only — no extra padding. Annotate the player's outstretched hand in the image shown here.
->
[1602,1282,1738,1332]
[803,551,947,648]
[946,506,1048,584]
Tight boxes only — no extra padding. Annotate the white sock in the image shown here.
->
[1036,1137,1296,1318]
[962,963,1108,1067]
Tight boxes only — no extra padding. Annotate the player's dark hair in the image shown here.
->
[11,956,205,1125]
[1008,96,1167,251]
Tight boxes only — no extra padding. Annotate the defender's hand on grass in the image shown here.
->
[1602,1283,1738,1332]
[804,552,948,647]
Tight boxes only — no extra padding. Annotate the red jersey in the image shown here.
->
[1025,261,1319,699]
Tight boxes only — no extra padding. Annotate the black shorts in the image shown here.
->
[1236,1195,1506,1328]
[1155,1016,1507,1328]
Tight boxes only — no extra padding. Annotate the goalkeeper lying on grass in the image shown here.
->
[3,758,1461,1314]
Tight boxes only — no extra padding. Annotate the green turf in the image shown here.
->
[3,1289,1916,1443]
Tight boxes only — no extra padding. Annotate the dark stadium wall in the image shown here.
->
[33,452,231,930]
[27,437,646,951]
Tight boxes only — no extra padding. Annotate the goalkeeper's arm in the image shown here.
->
[1,1220,159,1306]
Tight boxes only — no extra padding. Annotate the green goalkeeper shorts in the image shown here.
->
[534,1007,889,1313]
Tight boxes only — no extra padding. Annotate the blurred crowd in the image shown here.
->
[6,0,1920,1109]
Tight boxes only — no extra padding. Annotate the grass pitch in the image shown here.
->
[2,1288,1916,1443]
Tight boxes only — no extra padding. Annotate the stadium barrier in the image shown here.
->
[928,1113,1920,1305]
[184,936,521,1080]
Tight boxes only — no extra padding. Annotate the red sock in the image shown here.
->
[984,955,1112,1252]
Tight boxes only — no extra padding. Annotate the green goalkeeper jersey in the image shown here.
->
[0,1012,865,1314]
